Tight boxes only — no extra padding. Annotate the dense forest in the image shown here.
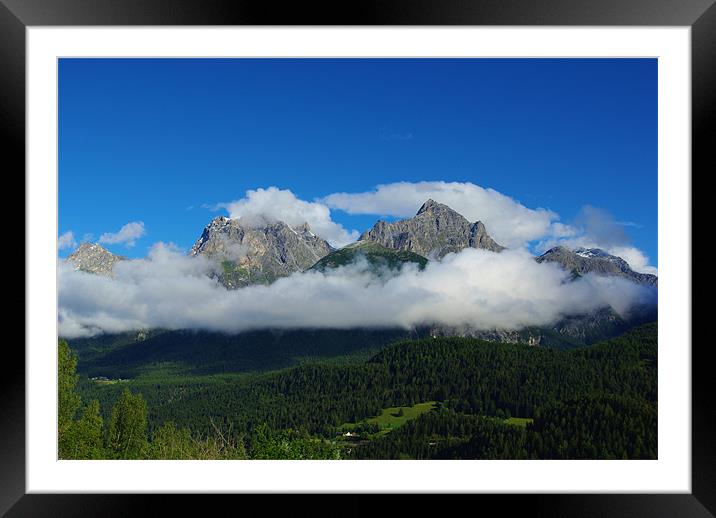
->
[59,340,341,459]
[61,322,657,460]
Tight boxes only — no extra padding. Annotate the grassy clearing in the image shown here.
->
[92,378,129,385]
[504,417,533,428]
[341,401,437,438]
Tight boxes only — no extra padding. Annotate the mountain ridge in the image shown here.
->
[536,245,657,286]
[63,201,658,291]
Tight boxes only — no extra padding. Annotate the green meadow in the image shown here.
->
[504,417,534,428]
[341,401,437,438]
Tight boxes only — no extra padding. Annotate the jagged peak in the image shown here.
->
[202,215,232,231]
[75,241,103,251]
[197,215,326,243]
[292,221,313,233]
[416,199,453,215]
[70,242,115,256]
[66,241,125,275]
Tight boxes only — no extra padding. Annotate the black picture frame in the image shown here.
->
[3,0,710,515]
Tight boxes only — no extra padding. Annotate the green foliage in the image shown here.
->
[526,394,657,459]
[350,409,529,459]
[250,424,341,460]
[61,400,105,459]
[58,340,81,441]
[59,341,249,460]
[147,420,247,460]
[311,241,428,273]
[146,422,195,459]
[107,388,149,459]
[349,395,656,460]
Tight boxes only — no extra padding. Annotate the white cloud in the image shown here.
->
[573,205,629,248]
[99,221,146,248]
[608,246,658,276]
[58,231,77,251]
[218,187,359,247]
[321,181,558,249]
[58,245,656,339]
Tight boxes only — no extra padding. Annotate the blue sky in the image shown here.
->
[58,58,656,265]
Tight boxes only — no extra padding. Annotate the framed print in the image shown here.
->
[3,0,711,515]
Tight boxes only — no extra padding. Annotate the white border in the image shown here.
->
[27,27,691,493]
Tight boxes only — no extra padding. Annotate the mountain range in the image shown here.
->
[64,199,657,347]
[68,199,655,287]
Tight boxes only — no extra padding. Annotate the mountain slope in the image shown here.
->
[360,199,504,259]
[536,246,657,286]
[310,241,428,274]
[69,327,419,377]
[190,216,333,288]
[74,323,657,461]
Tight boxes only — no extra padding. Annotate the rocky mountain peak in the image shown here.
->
[66,243,125,276]
[292,222,315,236]
[360,199,504,258]
[416,199,451,215]
[190,216,333,288]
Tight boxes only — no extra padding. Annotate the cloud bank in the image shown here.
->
[218,187,359,248]
[58,244,656,339]
[99,221,146,248]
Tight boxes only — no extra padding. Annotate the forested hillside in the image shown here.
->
[63,322,657,460]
